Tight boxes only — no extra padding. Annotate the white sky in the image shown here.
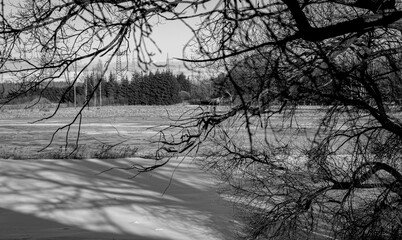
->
[146,3,211,63]
[150,18,197,62]
[4,0,204,63]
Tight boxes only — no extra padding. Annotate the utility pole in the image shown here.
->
[93,72,97,107]
[132,50,135,73]
[74,60,77,108]
[95,59,102,108]
[99,78,102,107]
[85,70,88,110]
[166,53,170,72]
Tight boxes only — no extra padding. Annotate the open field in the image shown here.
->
[0,105,197,158]
[0,104,362,239]
[0,158,237,240]
[0,105,239,240]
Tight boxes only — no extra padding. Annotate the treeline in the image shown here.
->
[2,70,215,106]
[102,70,188,105]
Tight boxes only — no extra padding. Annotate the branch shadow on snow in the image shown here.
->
[0,207,163,240]
[0,158,235,240]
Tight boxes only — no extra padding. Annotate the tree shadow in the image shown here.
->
[0,158,235,240]
[0,207,164,240]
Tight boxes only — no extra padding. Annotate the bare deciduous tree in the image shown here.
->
[156,1,402,239]
[3,0,402,239]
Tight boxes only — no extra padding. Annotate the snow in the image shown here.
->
[0,158,235,240]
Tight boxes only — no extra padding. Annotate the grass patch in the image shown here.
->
[0,144,138,160]
[50,144,139,159]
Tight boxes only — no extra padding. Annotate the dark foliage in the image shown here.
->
[3,70,191,106]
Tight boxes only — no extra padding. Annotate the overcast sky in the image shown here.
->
[4,1,202,62]
[150,18,196,63]
[146,2,211,63]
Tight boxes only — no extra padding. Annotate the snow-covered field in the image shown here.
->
[0,158,236,240]
[0,105,197,158]
[0,106,237,240]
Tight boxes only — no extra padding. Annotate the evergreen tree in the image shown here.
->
[119,76,129,105]
[104,72,116,104]
[177,72,191,92]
